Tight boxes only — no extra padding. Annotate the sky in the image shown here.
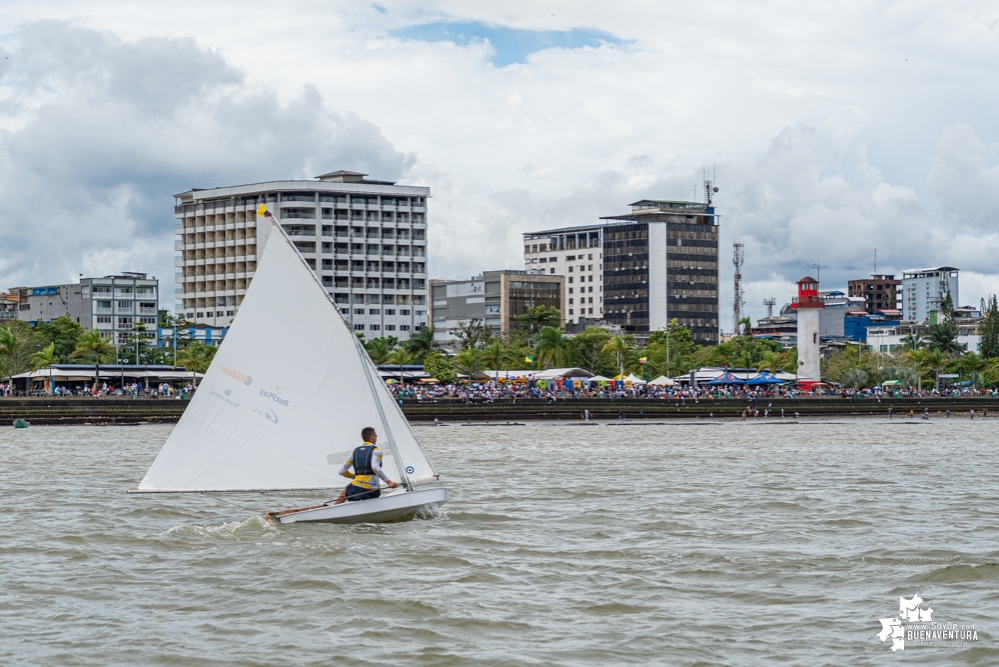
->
[2,1,999,329]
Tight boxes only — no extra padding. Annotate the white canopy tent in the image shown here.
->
[648,375,676,386]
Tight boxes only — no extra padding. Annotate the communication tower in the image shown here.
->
[703,165,719,207]
[732,243,745,334]
[763,297,776,319]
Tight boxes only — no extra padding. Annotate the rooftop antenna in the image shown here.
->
[763,297,776,318]
[733,242,745,333]
[703,164,719,207]
[874,248,877,275]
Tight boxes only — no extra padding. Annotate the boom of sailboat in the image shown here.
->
[129,210,448,524]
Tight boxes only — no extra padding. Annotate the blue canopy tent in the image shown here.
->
[707,372,746,385]
[746,371,785,386]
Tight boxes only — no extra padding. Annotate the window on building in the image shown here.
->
[588,254,593,260]
[569,309,574,315]
[568,288,573,294]
[384,308,396,315]
[96,316,111,325]
[400,325,410,331]
[370,324,381,331]
[354,308,364,315]
[385,325,396,331]
[539,258,547,263]
[354,324,365,331]
[567,266,573,272]
[567,255,575,261]
[568,277,573,283]
[550,268,555,274]
[588,308,593,314]
[549,257,557,262]
[569,298,574,304]
[369,308,380,315]
[400,309,410,315]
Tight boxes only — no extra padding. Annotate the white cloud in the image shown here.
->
[1,3,999,327]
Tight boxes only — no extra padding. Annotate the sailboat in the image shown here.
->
[129,209,448,524]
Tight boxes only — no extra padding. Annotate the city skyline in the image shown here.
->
[2,3,999,326]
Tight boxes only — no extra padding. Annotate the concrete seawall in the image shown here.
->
[3,396,999,425]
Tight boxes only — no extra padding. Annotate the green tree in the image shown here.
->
[648,320,696,358]
[175,342,217,386]
[364,336,399,365]
[29,342,56,395]
[900,330,926,351]
[452,347,483,376]
[34,315,84,362]
[479,339,507,371]
[453,318,493,350]
[423,351,458,384]
[515,305,562,334]
[922,348,946,390]
[566,327,613,374]
[980,295,999,359]
[738,316,753,336]
[960,351,987,383]
[602,335,632,378]
[385,347,414,384]
[0,321,35,381]
[403,326,438,360]
[927,319,962,355]
[840,368,869,389]
[535,326,568,369]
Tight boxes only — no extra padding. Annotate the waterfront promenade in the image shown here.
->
[2,396,998,425]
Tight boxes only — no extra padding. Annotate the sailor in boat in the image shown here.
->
[332,426,399,505]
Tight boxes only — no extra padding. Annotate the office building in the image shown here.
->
[848,274,901,314]
[173,170,429,339]
[522,224,604,324]
[599,200,719,345]
[901,267,959,323]
[15,273,160,346]
[430,270,564,346]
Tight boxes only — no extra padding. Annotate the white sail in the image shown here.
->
[135,218,436,492]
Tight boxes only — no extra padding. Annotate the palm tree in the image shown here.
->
[73,329,115,389]
[602,336,631,378]
[840,368,869,389]
[386,347,414,385]
[453,347,482,377]
[30,343,56,395]
[900,330,926,351]
[960,351,987,384]
[403,326,438,360]
[756,351,782,373]
[738,316,752,336]
[0,326,29,383]
[923,349,946,391]
[479,339,507,372]
[364,337,396,365]
[927,320,962,355]
[535,326,566,369]
[175,343,217,386]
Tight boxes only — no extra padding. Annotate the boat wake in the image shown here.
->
[164,514,275,538]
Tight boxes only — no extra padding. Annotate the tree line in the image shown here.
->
[0,314,218,382]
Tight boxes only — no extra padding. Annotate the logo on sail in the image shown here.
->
[208,388,240,408]
[250,405,279,425]
[260,388,290,406]
[222,366,253,386]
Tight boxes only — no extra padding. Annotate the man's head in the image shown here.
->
[361,426,377,443]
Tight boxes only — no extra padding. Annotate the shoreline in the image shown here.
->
[1,396,996,426]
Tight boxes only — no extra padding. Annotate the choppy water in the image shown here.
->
[1,419,997,666]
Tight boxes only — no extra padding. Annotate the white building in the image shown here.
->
[901,267,959,323]
[173,170,429,340]
[523,224,604,325]
[16,273,159,346]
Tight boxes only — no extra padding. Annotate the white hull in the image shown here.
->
[273,487,448,524]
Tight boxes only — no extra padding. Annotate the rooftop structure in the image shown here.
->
[174,170,429,339]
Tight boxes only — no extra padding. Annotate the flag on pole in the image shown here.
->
[257,204,273,218]
[525,355,534,363]
[638,357,647,364]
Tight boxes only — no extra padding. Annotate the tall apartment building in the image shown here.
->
[901,266,959,323]
[430,270,563,346]
[600,200,719,345]
[522,224,603,325]
[173,170,429,339]
[847,274,901,314]
[15,273,159,346]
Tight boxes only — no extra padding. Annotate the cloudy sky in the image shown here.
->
[2,1,998,328]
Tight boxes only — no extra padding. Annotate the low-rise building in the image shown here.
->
[15,273,159,346]
[848,274,901,314]
[431,270,564,346]
[0,290,19,320]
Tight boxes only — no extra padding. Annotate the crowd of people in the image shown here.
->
[0,381,198,398]
[387,379,999,403]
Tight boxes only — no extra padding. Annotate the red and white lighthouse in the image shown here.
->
[792,277,823,381]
